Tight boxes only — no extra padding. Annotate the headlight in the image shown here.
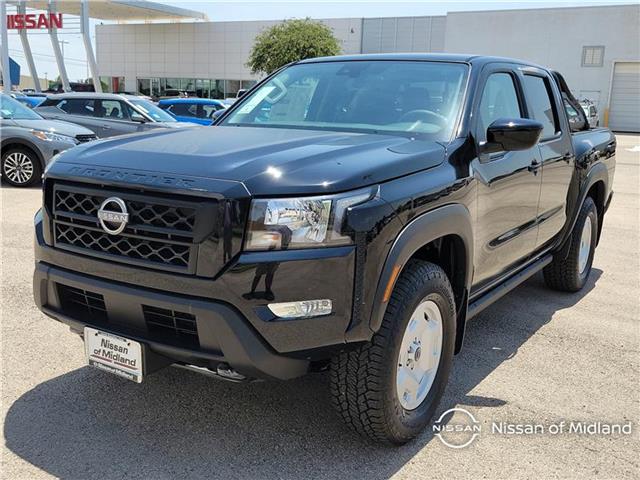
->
[245,188,373,251]
[31,130,77,144]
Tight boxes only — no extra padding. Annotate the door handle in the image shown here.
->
[562,152,572,163]
[528,159,541,175]
[101,125,112,129]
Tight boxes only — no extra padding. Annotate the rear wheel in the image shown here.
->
[544,196,598,292]
[1,147,42,187]
[330,260,456,444]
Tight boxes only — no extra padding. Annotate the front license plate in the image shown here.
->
[84,327,143,383]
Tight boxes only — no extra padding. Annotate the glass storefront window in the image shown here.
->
[165,78,180,96]
[196,79,210,98]
[180,78,195,94]
[241,80,257,90]
[225,80,241,99]
[137,78,151,96]
[210,80,224,99]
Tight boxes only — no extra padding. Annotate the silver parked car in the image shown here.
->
[35,93,194,138]
[1,93,97,187]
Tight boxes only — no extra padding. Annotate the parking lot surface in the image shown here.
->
[1,134,639,479]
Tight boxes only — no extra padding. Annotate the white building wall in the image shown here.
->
[96,18,362,92]
[443,4,640,113]
[361,16,446,53]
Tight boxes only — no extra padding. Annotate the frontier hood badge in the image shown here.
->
[97,197,129,235]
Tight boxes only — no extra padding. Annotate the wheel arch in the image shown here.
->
[1,138,46,169]
[558,162,608,259]
[369,204,474,354]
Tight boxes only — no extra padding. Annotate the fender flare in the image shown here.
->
[557,162,609,259]
[1,138,46,169]
[369,204,474,348]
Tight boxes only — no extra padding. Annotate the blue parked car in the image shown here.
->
[10,92,45,108]
[157,98,226,125]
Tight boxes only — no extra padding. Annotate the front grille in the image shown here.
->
[143,305,199,348]
[52,184,207,273]
[56,223,191,268]
[58,284,108,323]
[75,134,98,143]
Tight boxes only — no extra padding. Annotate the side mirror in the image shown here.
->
[480,118,544,154]
[131,112,146,123]
[211,109,225,124]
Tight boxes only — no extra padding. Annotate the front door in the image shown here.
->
[471,67,543,291]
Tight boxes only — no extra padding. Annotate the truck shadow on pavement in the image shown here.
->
[4,270,601,479]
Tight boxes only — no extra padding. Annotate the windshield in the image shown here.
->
[0,94,42,120]
[129,98,176,122]
[223,61,468,140]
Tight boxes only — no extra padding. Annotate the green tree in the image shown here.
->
[247,18,341,75]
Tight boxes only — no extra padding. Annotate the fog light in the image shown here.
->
[268,299,332,319]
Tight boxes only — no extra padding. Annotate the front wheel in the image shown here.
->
[330,260,456,444]
[544,196,598,292]
[1,147,42,187]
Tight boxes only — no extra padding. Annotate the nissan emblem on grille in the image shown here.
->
[97,197,129,235]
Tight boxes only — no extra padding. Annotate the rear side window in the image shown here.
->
[97,100,128,120]
[477,73,522,142]
[167,103,195,117]
[57,99,94,116]
[523,75,559,139]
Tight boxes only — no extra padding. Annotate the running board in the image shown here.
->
[467,255,553,319]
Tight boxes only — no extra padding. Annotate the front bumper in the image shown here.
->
[34,210,358,380]
[34,262,310,380]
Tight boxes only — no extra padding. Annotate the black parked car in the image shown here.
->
[33,54,615,444]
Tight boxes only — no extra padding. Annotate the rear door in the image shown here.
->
[471,65,543,290]
[94,99,141,137]
[53,98,104,134]
[521,69,574,249]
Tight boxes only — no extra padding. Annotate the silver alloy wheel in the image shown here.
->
[3,152,34,185]
[396,299,443,410]
[578,215,593,274]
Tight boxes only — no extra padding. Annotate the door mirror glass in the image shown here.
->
[481,117,544,154]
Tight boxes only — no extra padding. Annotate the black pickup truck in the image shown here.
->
[33,54,616,444]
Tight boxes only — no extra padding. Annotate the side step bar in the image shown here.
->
[467,254,553,319]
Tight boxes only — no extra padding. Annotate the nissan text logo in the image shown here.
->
[97,197,129,235]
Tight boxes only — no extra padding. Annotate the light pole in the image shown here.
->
[58,40,69,60]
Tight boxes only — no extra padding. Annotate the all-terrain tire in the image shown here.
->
[330,260,456,444]
[543,196,598,292]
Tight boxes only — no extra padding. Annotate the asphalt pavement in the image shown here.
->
[1,134,638,479]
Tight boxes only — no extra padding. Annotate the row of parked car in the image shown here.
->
[1,91,231,187]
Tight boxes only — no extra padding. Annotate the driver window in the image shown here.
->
[477,73,522,142]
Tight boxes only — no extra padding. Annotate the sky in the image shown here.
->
[4,0,635,82]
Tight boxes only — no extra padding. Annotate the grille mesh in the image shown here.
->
[56,223,190,268]
[57,284,108,323]
[74,134,98,144]
[54,189,196,232]
[52,184,202,272]
[143,305,199,347]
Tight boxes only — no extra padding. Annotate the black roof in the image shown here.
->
[298,53,542,68]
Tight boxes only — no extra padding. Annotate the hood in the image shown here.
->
[48,126,446,196]
[11,118,94,137]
